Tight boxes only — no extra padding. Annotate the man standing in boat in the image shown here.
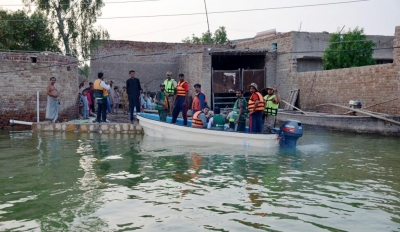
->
[263,86,281,133]
[248,83,265,133]
[191,83,207,115]
[171,73,189,126]
[164,71,177,115]
[232,89,248,132]
[154,83,169,122]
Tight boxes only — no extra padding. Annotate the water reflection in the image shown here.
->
[0,130,399,231]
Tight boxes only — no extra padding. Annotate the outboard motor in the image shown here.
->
[276,120,303,148]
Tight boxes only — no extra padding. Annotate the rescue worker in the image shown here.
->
[154,83,169,122]
[248,83,265,133]
[207,107,225,130]
[231,89,248,132]
[163,71,177,115]
[93,72,111,123]
[171,73,189,126]
[192,106,210,129]
[263,86,281,133]
[191,83,207,114]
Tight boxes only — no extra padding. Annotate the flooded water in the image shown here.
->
[0,129,399,231]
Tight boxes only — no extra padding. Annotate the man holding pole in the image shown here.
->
[231,89,248,132]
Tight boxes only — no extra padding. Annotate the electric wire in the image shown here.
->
[0,0,163,7]
[0,0,369,22]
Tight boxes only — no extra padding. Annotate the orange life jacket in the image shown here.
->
[93,79,108,98]
[192,111,204,128]
[176,81,188,96]
[192,92,207,111]
[248,92,265,112]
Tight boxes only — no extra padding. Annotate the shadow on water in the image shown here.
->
[1,129,400,231]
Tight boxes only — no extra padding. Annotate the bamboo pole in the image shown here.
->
[316,103,400,126]
[281,100,309,115]
[344,97,399,115]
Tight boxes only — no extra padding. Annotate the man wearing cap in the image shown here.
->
[93,72,111,123]
[248,83,265,133]
[164,71,177,115]
[154,83,169,122]
[263,86,281,133]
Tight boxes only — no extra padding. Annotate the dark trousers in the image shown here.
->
[172,96,188,125]
[249,111,263,134]
[96,98,107,122]
[235,122,246,132]
[158,110,167,122]
[129,102,141,121]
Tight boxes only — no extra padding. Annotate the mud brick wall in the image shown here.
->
[235,32,296,102]
[293,26,400,115]
[0,52,79,129]
[91,41,228,95]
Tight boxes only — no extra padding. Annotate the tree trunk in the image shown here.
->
[55,6,70,56]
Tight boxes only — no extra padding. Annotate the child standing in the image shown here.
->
[80,90,89,119]
[121,86,128,114]
[113,86,121,114]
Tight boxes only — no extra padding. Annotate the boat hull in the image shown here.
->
[137,114,279,148]
[277,110,400,135]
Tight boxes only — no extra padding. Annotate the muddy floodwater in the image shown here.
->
[0,129,399,231]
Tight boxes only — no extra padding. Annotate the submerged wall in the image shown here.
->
[0,52,79,129]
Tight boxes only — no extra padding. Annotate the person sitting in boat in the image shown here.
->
[192,106,210,129]
[263,86,281,133]
[154,83,169,122]
[248,83,265,134]
[207,107,226,130]
[192,83,207,115]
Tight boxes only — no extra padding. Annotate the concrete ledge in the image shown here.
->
[32,122,143,134]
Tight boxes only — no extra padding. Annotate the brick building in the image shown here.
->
[0,52,79,129]
[91,26,398,115]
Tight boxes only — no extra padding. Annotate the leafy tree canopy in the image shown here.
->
[23,0,110,59]
[0,9,60,52]
[322,27,376,70]
[183,26,228,45]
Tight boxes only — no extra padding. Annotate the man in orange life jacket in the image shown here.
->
[93,72,111,123]
[192,83,207,114]
[191,106,210,128]
[248,83,265,133]
[171,73,189,126]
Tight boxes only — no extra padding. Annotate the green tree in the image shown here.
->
[79,63,90,79]
[23,0,109,59]
[182,26,228,45]
[322,27,376,70]
[0,9,60,52]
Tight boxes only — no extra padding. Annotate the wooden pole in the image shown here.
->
[281,100,309,115]
[343,97,399,115]
[316,103,400,126]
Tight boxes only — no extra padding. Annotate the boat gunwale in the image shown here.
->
[137,114,277,140]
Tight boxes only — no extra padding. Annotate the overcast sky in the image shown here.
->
[1,0,400,43]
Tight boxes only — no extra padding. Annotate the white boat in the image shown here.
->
[137,113,303,148]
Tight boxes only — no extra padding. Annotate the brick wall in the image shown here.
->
[0,52,79,129]
[293,26,400,115]
[235,32,295,101]
[91,41,227,95]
